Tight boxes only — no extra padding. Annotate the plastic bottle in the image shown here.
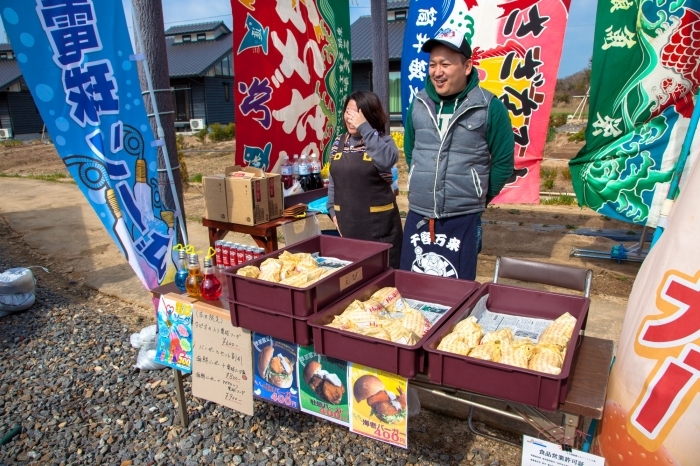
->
[298,154,311,191]
[281,155,294,189]
[185,253,203,298]
[174,248,188,292]
[200,256,223,301]
[310,154,322,190]
[292,154,300,180]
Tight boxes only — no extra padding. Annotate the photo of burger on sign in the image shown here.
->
[349,363,408,448]
[298,346,349,426]
[252,333,299,410]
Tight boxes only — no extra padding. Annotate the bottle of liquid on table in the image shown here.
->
[310,154,322,190]
[174,248,188,292]
[292,154,300,181]
[281,155,294,189]
[185,253,203,298]
[298,154,311,191]
[200,255,223,301]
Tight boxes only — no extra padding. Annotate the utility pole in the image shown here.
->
[370,0,390,133]
[132,0,187,242]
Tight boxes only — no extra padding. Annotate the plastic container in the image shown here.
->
[224,235,390,317]
[422,282,590,411]
[308,270,480,378]
[229,301,313,346]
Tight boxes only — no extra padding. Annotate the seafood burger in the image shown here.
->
[303,361,345,405]
[353,375,407,424]
[257,345,294,388]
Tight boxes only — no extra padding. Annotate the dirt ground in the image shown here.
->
[0,133,639,301]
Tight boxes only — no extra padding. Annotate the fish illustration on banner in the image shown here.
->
[568,0,700,227]
[591,139,700,465]
[401,0,572,204]
[0,1,178,290]
[231,0,352,171]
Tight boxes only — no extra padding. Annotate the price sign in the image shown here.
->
[522,436,605,466]
[339,267,363,291]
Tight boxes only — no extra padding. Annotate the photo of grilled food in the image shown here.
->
[302,360,345,404]
[353,374,407,424]
[257,345,294,388]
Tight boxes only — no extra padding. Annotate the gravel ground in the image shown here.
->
[0,216,522,466]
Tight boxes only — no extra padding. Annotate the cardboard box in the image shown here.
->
[202,175,229,222]
[225,166,269,226]
[266,173,283,220]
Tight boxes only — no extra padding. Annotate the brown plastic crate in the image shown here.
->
[422,282,590,411]
[308,270,480,378]
[228,301,313,346]
[224,235,390,317]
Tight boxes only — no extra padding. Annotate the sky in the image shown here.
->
[1,0,597,78]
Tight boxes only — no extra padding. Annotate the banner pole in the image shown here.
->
[129,3,189,246]
[650,88,700,249]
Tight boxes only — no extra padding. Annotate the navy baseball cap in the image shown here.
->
[421,28,472,59]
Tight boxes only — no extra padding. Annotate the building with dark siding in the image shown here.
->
[0,44,44,138]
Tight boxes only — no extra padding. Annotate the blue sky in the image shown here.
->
[2,0,596,78]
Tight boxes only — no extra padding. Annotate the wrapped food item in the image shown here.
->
[327,315,358,331]
[306,268,334,286]
[370,287,403,312]
[362,298,387,315]
[279,260,299,281]
[382,320,420,345]
[280,272,309,287]
[236,265,260,278]
[437,332,472,356]
[481,327,514,346]
[511,338,535,360]
[499,339,529,369]
[539,312,576,340]
[350,326,391,341]
[529,345,564,375]
[341,305,377,328]
[258,258,282,282]
[401,308,430,337]
[296,255,319,273]
[451,316,483,347]
[469,342,501,362]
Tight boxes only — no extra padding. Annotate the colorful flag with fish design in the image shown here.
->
[231,0,351,171]
[0,1,178,290]
[401,0,572,203]
[569,0,700,227]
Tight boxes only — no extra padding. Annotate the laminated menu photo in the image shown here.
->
[297,345,350,426]
[252,333,300,410]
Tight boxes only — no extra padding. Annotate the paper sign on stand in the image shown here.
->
[522,436,604,466]
[191,301,254,416]
[348,363,408,449]
[297,346,349,427]
[252,333,300,410]
[155,294,196,372]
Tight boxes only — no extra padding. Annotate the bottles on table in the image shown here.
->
[200,256,222,301]
[292,154,300,181]
[281,155,294,189]
[185,253,204,298]
[310,153,322,190]
[298,154,311,191]
[174,248,188,292]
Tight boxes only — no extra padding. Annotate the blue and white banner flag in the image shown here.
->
[1,1,178,290]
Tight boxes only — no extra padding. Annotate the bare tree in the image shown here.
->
[132,0,188,242]
[370,0,390,133]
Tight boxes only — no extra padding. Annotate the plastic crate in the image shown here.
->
[308,270,480,378]
[228,301,313,346]
[224,235,390,317]
[422,283,590,411]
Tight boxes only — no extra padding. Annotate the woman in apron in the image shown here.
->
[327,90,403,268]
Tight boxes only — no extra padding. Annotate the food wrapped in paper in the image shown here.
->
[481,328,514,346]
[279,260,299,281]
[469,342,501,362]
[341,300,365,316]
[258,258,282,282]
[540,312,576,340]
[296,255,319,273]
[538,333,570,351]
[499,340,529,369]
[451,316,483,347]
[401,308,430,337]
[341,308,377,328]
[370,287,403,312]
[236,265,260,278]
[349,325,391,341]
[327,315,358,331]
[436,333,472,356]
[382,320,420,345]
[306,268,334,286]
[362,298,387,315]
[511,338,535,360]
[280,272,309,287]
[528,345,564,375]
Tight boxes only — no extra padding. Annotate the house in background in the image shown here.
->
[350,0,407,123]
[0,43,44,138]
[164,21,234,131]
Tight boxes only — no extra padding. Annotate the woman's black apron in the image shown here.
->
[330,134,403,269]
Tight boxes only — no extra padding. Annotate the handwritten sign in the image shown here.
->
[191,301,254,416]
[339,267,363,292]
[155,293,196,372]
[298,345,349,426]
[522,436,604,466]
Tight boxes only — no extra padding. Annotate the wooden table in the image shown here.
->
[203,188,328,253]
